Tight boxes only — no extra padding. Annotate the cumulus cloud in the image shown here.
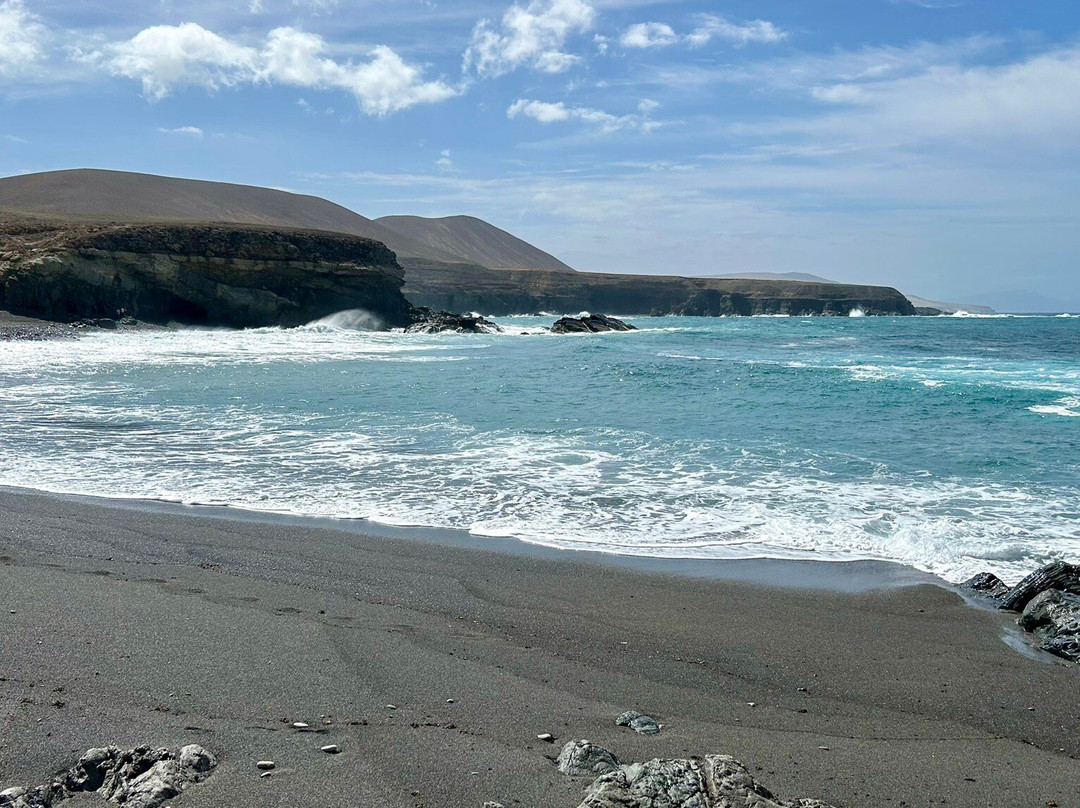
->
[0,0,47,77]
[464,0,595,77]
[687,14,787,47]
[620,22,677,49]
[96,22,457,115]
[507,97,659,133]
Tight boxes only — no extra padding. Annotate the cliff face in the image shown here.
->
[0,220,412,329]
[401,259,917,317]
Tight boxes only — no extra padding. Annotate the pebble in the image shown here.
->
[446,699,455,703]
[292,722,310,729]
[386,704,398,710]
[256,761,276,770]
[537,733,555,743]
[817,746,830,751]
[8,610,14,615]
[260,772,272,779]
[321,745,340,754]
[747,702,756,707]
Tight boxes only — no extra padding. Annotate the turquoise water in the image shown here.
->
[1,314,1078,583]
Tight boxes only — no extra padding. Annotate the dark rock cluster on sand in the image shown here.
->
[405,306,502,334]
[962,561,1080,662]
[0,745,215,808]
[551,314,636,333]
[556,740,835,808]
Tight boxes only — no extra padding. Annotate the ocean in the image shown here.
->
[1,313,1077,584]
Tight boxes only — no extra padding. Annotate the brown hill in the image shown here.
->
[0,169,465,265]
[376,214,574,272]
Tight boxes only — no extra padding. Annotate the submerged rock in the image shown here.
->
[0,744,216,808]
[576,754,836,808]
[405,307,502,334]
[960,572,1012,601]
[556,740,621,778]
[1000,561,1080,612]
[616,711,662,736]
[1018,589,1080,663]
[551,314,635,334]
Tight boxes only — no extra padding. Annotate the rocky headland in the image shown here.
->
[0,218,413,329]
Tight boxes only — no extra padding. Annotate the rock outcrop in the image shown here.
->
[0,219,412,329]
[960,572,1011,601]
[0,744,216,808]
[557,740,622,778]
[574,754,835,808]
[999,561,1080,612]
[405,306,502,334]
[551,314,635,333]
[1017,589,1080,663]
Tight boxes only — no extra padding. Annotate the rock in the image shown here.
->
[1018,589,1080,662]
[256,761,276,770]
[483,803,507,808]
[551,314,636,334]
[576,754,836,808]
[1000,561,1080,612]
[556,740,621,778]
[1,744,215,808]
[615,711,662,736]
[405,307,501,334]
[292,721,310,729]
[320,745,341,754]
[960,572,1011,601]
[537,733,555,743]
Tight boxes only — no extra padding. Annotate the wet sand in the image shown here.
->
[1,487,1077,807]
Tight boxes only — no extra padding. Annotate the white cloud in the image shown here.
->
[435,148,454,170]
[0,0,47,78]
[507,97,659,133]
[620,22,677,49]
[464,0,595,78]
[687,14,787,47]
[96,22,457,115]
[158,125,204,137]
[756,43,1080,150]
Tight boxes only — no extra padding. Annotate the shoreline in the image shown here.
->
[1,485,1077,807]
[0,483,943,594]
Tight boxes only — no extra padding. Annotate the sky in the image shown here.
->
[1,0,1079,309]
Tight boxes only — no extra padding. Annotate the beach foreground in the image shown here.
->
[1,488,1077,807]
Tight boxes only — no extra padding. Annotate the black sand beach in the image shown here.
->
[1,487,1078,807]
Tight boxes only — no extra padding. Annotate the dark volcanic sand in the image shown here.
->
[0,487,1077,808]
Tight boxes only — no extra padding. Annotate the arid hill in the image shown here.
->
[376,214,574,272]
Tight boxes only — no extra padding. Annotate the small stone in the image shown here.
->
[386,704,397,710]
[320,745,340,754]
[447,699,455,703]
[747,702,756,707]
[556,740,620,777]
[818,746,830,751]
[260,772,272,779]
[615,710,661,736]
[537,733,555,742]
[256,761,276,770]
[292,722,310,729]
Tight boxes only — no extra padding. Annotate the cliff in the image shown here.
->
[400,259,917,317]
[0,219,412,329]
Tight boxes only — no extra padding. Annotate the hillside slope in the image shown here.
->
[376,215,574,271]
[0,169,465,264]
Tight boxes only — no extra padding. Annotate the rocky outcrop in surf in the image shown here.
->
[962,562,1080,663]
[0,219,412,329]
[551,314,635,333]
[405,307,501,333]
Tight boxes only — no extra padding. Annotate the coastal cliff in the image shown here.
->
[400,258,917,317]
[0,219,412,329]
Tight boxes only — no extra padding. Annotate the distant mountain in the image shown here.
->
[377,215,574,272]
[904,295,995,315]
[0,169,465,265]
[706,272,838,284]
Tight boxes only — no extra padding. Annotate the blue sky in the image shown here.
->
[1,0,1079,308]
